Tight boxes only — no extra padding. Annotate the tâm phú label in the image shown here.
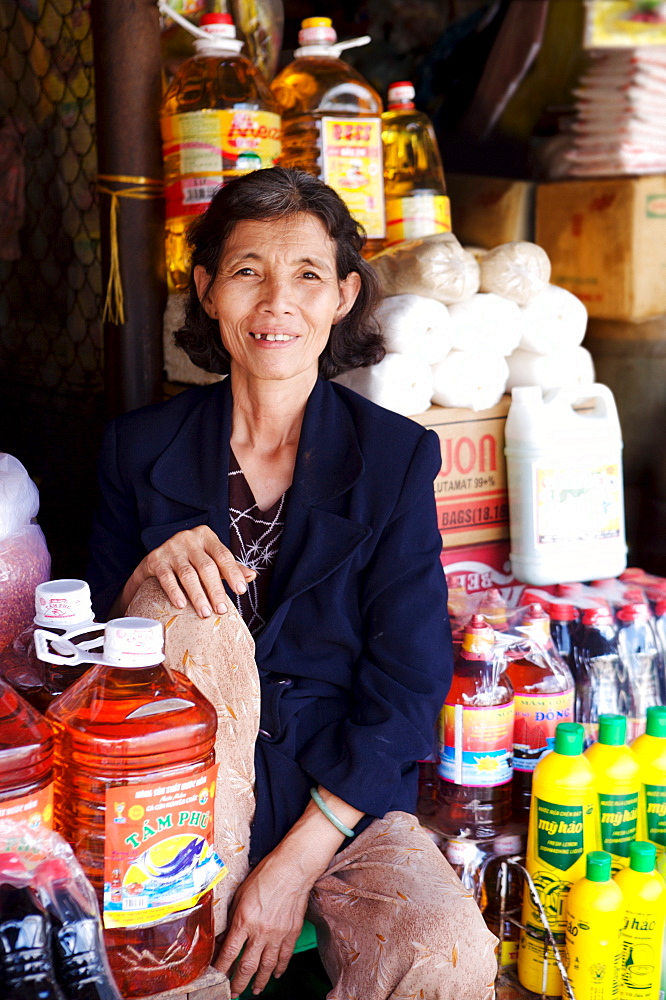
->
[162,109,281,219]
[103,764,226,928]
[321,117,385,239]
[438,702,513,787]
[513,689,574,773]
[0,783,53,831]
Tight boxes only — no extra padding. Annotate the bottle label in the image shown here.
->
[598,791,638,858]
[644,783,666,847]
[438,701,513,787]
[499,938,519,969]
[535,798,584,872]
[103,764,227,928]
[384,194,451,247]
[320,117,385,238]
[161,110,282,220]
[535,462,622,546]
[621,906,664,996]
[0,783,53,831]
[513,689,575,772]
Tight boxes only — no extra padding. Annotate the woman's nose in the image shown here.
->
[259,276,295,313]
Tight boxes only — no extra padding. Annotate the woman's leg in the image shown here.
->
[128,578,260,936]
[308,811,498,1000]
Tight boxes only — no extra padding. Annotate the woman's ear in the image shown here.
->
[333,271,362,323]
[193,265,218,319]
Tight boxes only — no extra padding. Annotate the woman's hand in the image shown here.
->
[115,525,256,618]
[215,850,315,997]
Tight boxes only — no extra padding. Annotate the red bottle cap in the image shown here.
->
[620,567,645,581]
[656,598,666,618]
[591,578,616,589]
[581,604,613,627]
[548,602,577,622]
[617,601,650,623]
[460,614,496,659]
[200,12,234,24]
[387,81,415,109]
[556,583,583,597]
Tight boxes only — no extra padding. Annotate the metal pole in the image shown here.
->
[91,0,166,417]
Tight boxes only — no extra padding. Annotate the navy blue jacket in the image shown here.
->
[88,377,453,864]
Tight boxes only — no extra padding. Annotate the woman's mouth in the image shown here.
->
[250,332,297,342]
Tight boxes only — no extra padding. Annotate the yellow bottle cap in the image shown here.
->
[301,17,333,28]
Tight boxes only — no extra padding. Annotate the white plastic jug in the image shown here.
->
[505,384,627,585]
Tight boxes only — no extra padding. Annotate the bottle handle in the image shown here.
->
[34,630,96,667]
[544,382,620,424]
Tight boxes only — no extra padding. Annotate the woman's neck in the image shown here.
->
[229,367,316,453]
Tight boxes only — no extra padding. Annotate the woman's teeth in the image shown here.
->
[251,333,294,341]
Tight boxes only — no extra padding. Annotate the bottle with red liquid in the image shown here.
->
[616,599,664,740]
[41,618,225,999]
[547,600,578,678]
[437,615,514,839]
[0,676,53,830]
[574,603,630,746]
[0,579,101,712]
[506,603,575,820]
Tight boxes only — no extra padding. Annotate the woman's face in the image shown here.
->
[194,213,361,386]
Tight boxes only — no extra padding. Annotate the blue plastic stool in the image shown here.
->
[238,920,318,997]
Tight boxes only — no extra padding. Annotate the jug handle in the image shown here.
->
[543,382,620,424]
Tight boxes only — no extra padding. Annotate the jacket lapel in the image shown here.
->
[256,380,371,660]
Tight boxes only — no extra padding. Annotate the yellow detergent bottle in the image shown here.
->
[614,841,666,1000]
[632,706,666,855]
[518,722,598,997]
[564,850,624,1000]
[585,714,641,873]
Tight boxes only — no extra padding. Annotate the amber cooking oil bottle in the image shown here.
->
[271,17,385,254]
[381,80,450,249]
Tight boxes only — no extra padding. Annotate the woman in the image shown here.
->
[88,167,497,1000]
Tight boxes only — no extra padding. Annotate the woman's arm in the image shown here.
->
[215,786,363,999]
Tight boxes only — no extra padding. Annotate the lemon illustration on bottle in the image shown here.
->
[585,714,641,873]
[518,722,598,997]
[564,850,624,1000]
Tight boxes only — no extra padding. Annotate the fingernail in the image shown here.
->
[199,605,212,618]
[237,582,247,595]
[216,602,228,614]
[175,597,186,609]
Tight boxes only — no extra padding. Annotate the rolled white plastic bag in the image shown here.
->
[370,233,480,305]
[375,294,452,365]
[507,345,595,391]
[334,353,434,417]
[448,293,523,356]
[478,241,551,304]
[519,284,588,354]
[431,350,509,411]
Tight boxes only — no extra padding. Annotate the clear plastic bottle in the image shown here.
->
[506,603,575,821]
[161,12,282,291]
[574,604,630,747]
[271,17,385,254]
[616,600,664,740]
[0,579,101,712]
[43,618,224,998]
[437,614,514,839]
[381,80,450,249]
[0,676,53,830]
[548,601,578,679]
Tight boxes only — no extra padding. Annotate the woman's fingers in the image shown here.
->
[232,943,281,997]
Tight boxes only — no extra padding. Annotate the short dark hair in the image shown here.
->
[175,167,385,379]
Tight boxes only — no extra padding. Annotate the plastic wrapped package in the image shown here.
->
[0,819,121,1000]
[506,344,595,390]
[448,293,523,356]
[375,293,452,365]
[334,352,434,417]
[431,350,509,411]
[369,232,480,305]
[518,284,588,354]
[0,454,50,654]
[478,241,551,305]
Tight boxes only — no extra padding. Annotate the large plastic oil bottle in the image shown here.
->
[271,17,386,253]
[504,384,626,585]
[0,676,53,830]
[506,603,575,821]
[381,80,450,248]
[614,841,666,1000]
[564,850,624,1000]
[161,12,282,291]
[584,714,641,872]
[437,614,514,839]
[632,706,666,856]
[41,618,225,999]
[518,721,598,997]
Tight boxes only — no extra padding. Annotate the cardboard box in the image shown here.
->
[536,175,666,321]
[441,540,527,609]
[410,398,511,549]
[446,173,536,249]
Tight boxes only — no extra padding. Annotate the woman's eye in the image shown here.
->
[235,267,256,276]
[302,271,320,280]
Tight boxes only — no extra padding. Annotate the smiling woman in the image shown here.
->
[87,167,497,1000]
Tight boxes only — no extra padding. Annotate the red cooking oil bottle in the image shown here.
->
[0,676,53,830]
[42,618,226,999]
[437,614,514,839]
[506,603,575,821]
